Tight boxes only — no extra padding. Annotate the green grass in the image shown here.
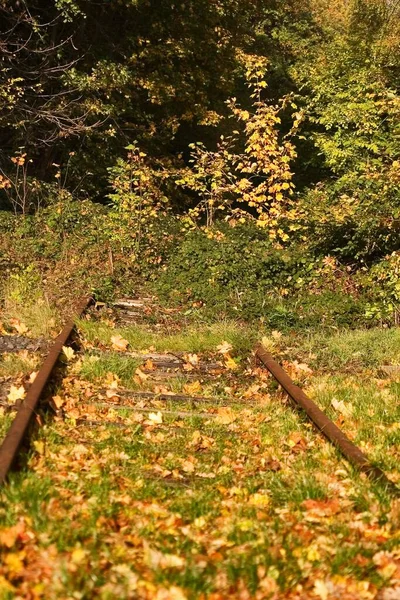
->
[78,353,141,387]
[1,321,400,598]
[0,352,40,378]
[287,326,400,371]
[77,319,257,356]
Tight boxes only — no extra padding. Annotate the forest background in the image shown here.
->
[1,0,400,330]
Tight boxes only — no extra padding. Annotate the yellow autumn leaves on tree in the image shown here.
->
[176,53,304,244]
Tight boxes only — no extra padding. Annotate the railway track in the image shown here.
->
[0,296,399,598]
[0,296,396,493]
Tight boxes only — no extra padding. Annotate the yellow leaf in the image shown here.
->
[331,398,353,418]
[7,385,26,404]
[0,575,15,593]
[249,493,270,508]
[215,407,237,425]
[62,346,75,361]
[144,543,185,570]
[135,367,149,382]
[148,412,163,424]
[111,334,129,351]
[183,380,201,395]
[28,371,37,384]
[182,459,195,473]
[307,546,321,562]
[216,341,233,355]
[5,553,24,575]
[314,579,330,600]
[33,440,45,455]
[52,395,64,409]
[71,547,86,564]
[224,355,238,371]
[155,587,188,600]
[10,319,28,335]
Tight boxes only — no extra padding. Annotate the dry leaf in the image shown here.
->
[217,341,233,355]
[7,385,26,404]
[186,353,199,366]
[183,380,202,395]
[135,367,149,382]
[331,397,353,418]
[215,407,237,424]
[182,459,195,473]
[71,547,86,564]
[62,346,75,361]
[224,355,238,371]
[271,330,282,340]
[249,493,270,508]
[33,440,45,455]
[143,359,155,371]
[28,371,37,384]
[10,319,28,335]
[155,587,187,600]
[52,395,64,409]
[147,412,163,424]
[111,334,129,351]
[314,579,330,600]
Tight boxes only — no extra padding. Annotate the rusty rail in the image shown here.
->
[0,296,92,484]
[255,343,399,495]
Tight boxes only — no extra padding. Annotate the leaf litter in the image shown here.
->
[0,315,399,599]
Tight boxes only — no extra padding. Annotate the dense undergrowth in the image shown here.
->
[0,0,399,331]
[0,200,398,333]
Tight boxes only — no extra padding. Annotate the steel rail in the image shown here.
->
[255,343,399,496]
[0,296,92,484]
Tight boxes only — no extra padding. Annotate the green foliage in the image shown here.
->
[152,220,369,328]
[1,0,400,331]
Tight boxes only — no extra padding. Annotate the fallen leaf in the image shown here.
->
[135,367,149,382]
[217,341,233,355]
[271,330,282,341]
[62,346,75,361]
[155,587,187,600]
[314,579,330,600]
[189,430,214,450]
[143,359,155,371]
[186,353,199,366]
[144,544,185,569]
[71,547,86,564]
[4,553,24,576]
[0,524,24,548]
[215,407,237,424]
[302,498,340,520]
[148,412,163,424]
[28,371,37,384]
[7,385,26,404]
[105,372,120,388]
[111,334,129,351]
[10,319,28,335]
[52,395,64,409]
[33,440,45,455]
[249,493,270,508]
[182,459,195,473]
[183,380,202,395]
[331,397,353,418]
[224,355,238,371]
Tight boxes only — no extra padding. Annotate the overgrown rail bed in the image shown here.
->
[0,298,399,599]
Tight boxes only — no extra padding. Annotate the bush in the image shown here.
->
[152,220,369,328]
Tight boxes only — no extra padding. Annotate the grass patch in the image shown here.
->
[290,326,400,371]
[2,295,58,338]
[78,353,141,387]
[0,352,40,377]
[77,319,257,355]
